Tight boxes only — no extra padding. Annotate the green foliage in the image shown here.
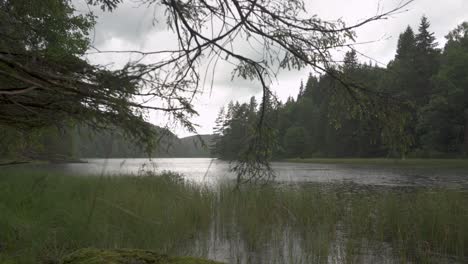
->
[214,56,401,158]
[0,171,213,263]
[0,124,76,160]
[213,18,468,159]
[211,96,279,182]
[0,0,95,56]
[283,126,309,157]
[0,0,196,152]
[212,97,271,161]
[1,170,467,263]
[416,16,439,52]
[0,0,417,170]
[0,124,213,160]
[396,26,417,61]
[417,22,468,154]
[62,248,223,264]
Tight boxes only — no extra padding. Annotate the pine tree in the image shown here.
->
[248,96,258,116]
[303,73,319,102]
[342,50,359,83]
[396,26,417,61]
[298,80,304,100]
[212,108,225,149]
[343,50,359,69]
[247,96,258,125]
[413,16,440,105]
[382,26,418,99]
[416,16,438,52]
[418,22,468,154]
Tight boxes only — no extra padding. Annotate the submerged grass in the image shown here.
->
[216,184,468,263]
[0,170,467,263]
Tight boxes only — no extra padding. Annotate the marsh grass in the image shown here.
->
[0,171,213,263]
[0,170,467,263]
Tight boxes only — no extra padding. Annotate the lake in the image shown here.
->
[2,158,468,263]
[25,158,468,188]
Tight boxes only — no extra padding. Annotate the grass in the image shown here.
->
[216,184,468,263]
[0,171,213,263]
[0,170,467,263]
[284,158,468,167]
[62,248,223,264]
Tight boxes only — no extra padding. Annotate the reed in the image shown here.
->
[0,170,466,263]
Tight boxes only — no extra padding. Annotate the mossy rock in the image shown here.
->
[62,248,224,264]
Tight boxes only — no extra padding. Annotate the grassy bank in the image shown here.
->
[0,171,467,263]
[284,158,468,168]
[0,171,214,263]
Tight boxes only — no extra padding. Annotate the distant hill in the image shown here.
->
[172,134,216,157]
[1,121,215,160]
[74,124,215,158]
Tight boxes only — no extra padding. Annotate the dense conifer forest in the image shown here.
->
[211,17,468,159]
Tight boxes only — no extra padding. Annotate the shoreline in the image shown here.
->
[0,158,88,166]
[280,158,468,167]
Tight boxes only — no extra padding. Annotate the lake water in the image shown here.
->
[25,158,468,188]
[5,158,468,263]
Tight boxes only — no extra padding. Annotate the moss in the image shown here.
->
[62,248,223,264]
[168,257,223,264]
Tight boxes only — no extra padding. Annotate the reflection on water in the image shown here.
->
[26,158,468,188]
[195,226,396,264]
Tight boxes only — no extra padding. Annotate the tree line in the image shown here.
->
[0,0,414,176]
[0,124,212,161]
[211,17,468,159]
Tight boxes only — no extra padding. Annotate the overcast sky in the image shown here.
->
[76,0,467,137]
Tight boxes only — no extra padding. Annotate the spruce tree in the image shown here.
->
[416,16,438,52]
[343,50,359,70]
[386,26,418,100]
[298,81,305,100]
[396,26,417,62]
[413,16,440,104]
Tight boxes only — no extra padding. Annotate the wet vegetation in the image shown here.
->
[62,248,223,264]
[1,170,466,263]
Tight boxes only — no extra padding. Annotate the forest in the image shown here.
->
[0,124,213,160]
[211,17,468,160]
[1,1,468,263]
[2,16,467,162]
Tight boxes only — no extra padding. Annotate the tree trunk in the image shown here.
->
[464,109,468,154]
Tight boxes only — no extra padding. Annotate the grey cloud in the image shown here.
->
[74,0,167,47]
[76,0,467,136]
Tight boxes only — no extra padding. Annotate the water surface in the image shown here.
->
[24,158,468,188]
[4,158,467,263]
